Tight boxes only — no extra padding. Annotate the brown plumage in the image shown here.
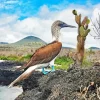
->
[17,41,62,70]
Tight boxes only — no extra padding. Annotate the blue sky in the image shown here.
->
[0,0,100,19]
[0,0,100,48]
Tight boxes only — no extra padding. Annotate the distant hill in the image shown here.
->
[0,42,8,44]
[89,47,100,50]
[10,36,46,46]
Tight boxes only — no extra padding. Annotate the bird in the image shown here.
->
[8,20,76,87]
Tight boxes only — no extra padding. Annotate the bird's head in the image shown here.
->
[52,20,76,30]
[51,20,76,41]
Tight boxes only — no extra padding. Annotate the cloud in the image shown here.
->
[0,0,19,9]
[0,3,100,48]
[4,0,19,4]
[0,14,18,26]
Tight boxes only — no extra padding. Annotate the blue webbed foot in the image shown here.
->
[42,65,55,75]
[42,67,50,74]
[51,65,55,72]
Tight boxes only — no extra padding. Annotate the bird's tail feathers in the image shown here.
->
[8,65,38,88]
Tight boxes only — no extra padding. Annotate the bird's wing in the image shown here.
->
[17,41,62,70]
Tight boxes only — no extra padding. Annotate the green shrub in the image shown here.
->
[0,54,32,62]
[0,56,8,60]
[19,54,32,61]
[0,55,19,61]
[55,56,74,70]
[7,56,19,61]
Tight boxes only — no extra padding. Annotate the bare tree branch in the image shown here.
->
[90,13,100,39]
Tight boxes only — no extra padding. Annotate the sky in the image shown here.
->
[0,0,100,48]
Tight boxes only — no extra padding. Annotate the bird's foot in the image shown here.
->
[51,65,55,72]
[42,65,55,75]
[42,68,50,74]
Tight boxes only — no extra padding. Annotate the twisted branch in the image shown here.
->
[90,13,100,39]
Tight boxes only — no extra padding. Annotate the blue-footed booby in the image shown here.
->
[8,20,75,87]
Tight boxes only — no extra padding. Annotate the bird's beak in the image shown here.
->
[59,23,76,28]
[62,23,76,28]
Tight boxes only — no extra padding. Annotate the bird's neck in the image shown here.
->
[51,27,61,42]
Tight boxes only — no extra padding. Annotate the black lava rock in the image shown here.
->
[16,66,100,100]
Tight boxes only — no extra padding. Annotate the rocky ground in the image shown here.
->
[0,61,100,100]
[0,60,23,85]
[16,65,100,100]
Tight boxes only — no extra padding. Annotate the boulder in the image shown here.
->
[0,61,23,85]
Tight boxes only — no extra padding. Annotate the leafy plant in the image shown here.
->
[55,56,74,70]
[19,54,32,61]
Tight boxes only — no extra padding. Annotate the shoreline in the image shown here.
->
[0,60,23,100]
[0,60,5,62]
[0,85,23,100]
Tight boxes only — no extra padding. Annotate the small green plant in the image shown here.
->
[0,56,8,60]
[19,54,32,61]
[0,55,19,61]
[55,56,74,70]
[7,55,19,61]
[0,54,32,62]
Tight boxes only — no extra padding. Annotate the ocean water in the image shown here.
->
[0,86,23,100]
[0,60,5,62]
